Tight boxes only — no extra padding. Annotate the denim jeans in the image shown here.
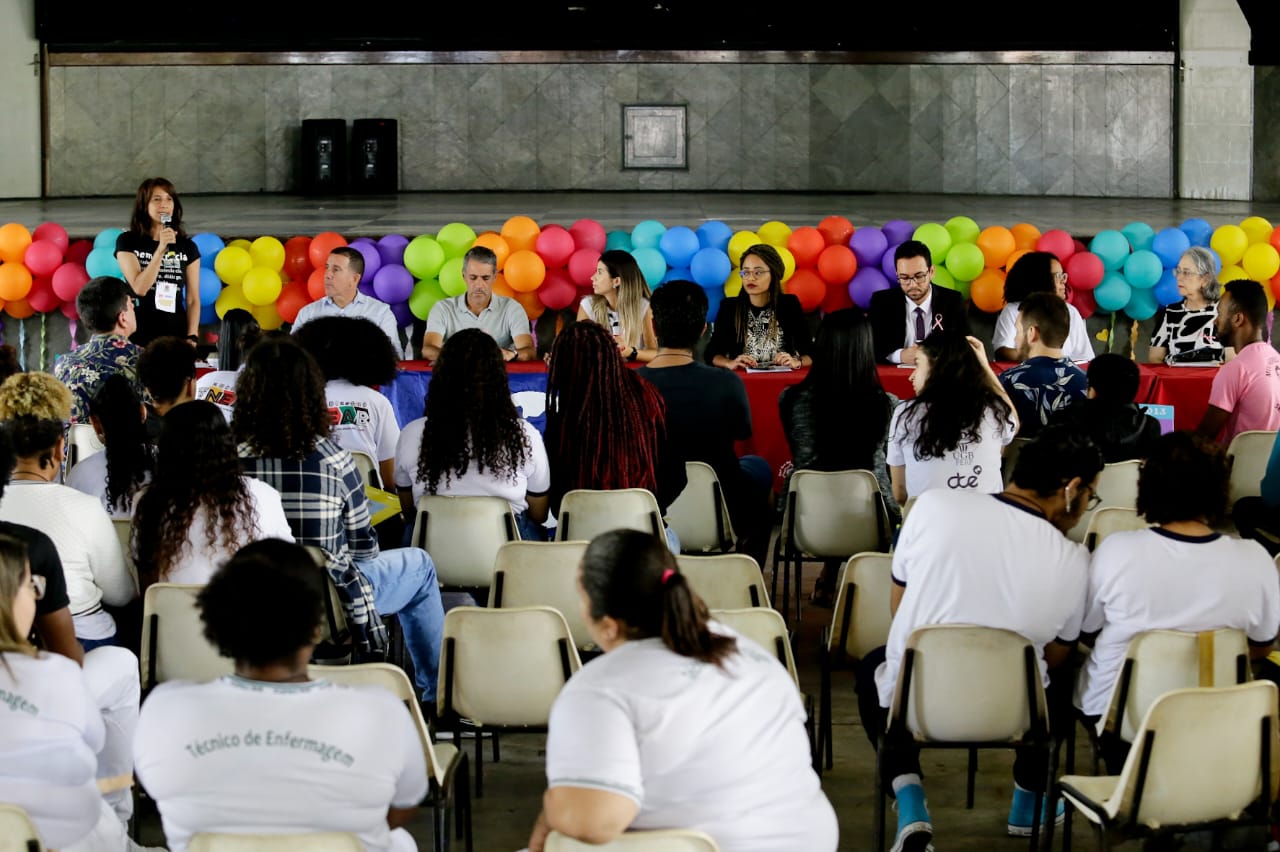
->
[357,548,445,702]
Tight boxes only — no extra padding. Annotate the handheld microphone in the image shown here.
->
[160,213,172,230]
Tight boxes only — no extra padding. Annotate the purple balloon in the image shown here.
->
[849,268,892,310]
[849,226,889,268]
[389,299,415,328]
[882,220,915,247]
[352,240,382,282]
[373,264,414,304]
[358,278,377,297]
[881,243,903,279]
[377,234,410,267]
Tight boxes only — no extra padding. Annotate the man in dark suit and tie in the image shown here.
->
[869,240,972,364]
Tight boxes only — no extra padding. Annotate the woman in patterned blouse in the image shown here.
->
[705,243,813,371]
[1147,246,1233,365]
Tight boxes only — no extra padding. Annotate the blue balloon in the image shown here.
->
[703,285,725,323]
[1124,287,1159,321]
[690,248,731,289]
[1180,218,1214,248]
[193,232,227,266]
[1153,269,1181,306]
[1121,222,1155,253]
[696,221,733,253]
[1090,230,1131,272]
[630,247,667,287]
[658,226,700,269]
[200,302,218,325]
[605,230,633,252]
[1094,272,1132,312]
[1123,250,1163,289]
[85,246,122,278]
[660,267,691,285]
[93,228,124,252]
[198,266,222,306]
[631,220,666,250]
[1150,227,1191,269]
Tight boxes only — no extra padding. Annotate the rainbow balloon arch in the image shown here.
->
[1,214,1279,345]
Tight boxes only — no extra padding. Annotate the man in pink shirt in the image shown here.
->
[1197,279,1280,444]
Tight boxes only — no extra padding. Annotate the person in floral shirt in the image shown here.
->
[998,292,1088,439]
[53,276,145,424]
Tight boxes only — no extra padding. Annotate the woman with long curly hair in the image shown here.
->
[993,250,1093,363]
[706,243,812,370]
[114,177,201,346]
[395,328,550,541]
[132,401,292,589]
[66,374,153,519]
[887,331,1018,505]
[545,322,686,550]
[576,249,658,363]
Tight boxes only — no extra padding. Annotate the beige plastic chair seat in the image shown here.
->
[1226,429,1277,505]
[1066,460,1141,543]
[676,553,768,610]
[140,583,233,691]
[65,422,104,474]
[0,803,45,850]
[1083,506,1151,551]
[188,833,363,851]
[490,540,593,651]
[545,829,721,851]
[1057,776,1123,825]
[411,494,518,588]
[348,449,382,488]
[666,461,735,553]
[555,488,664,542]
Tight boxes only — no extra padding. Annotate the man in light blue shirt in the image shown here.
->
[421,246,535,363]
[291,247,402,355]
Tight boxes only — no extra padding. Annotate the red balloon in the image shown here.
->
[284,236,313,279]
[1036,229,1076,263]
[1070,287,1097,319]
[567,248,601,287]
[32,223,69,257]
[65,240,92,267]
[820,279,854,313]
[307,267,326,301]
[538,268,578,311]
[785,268,825,312]
[308,232,347,269]
[60,299,78,320]
[27,276,59,313]
[276,280,311,324]
[1073,238,1088,256]
[816,244,858,286]
[1065,251,1105,291]
[24,240,63,277]
[817,216,855,247]
[787,227,826,268]
[51,262,90,302]
[569,219,606,254]
[535,225,575,268]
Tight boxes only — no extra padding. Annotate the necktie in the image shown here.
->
[914,307,926,343]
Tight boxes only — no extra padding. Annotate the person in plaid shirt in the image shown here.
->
[234,335,444,702]
[54,276,146,424]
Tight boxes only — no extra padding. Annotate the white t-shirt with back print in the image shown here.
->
[887,402,1015,500]
[324,379,400,464]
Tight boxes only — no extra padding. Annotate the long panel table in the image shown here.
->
[383,361,1217,492]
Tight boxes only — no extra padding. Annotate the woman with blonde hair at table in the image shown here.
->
[577,249,658,363]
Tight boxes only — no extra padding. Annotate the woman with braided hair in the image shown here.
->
[544,322,686,551]
[394,328,551,541]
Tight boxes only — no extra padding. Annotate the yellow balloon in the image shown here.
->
[776,246,796,283]
[724,267,742,297]
[1243,243,1280,282]
[252,301,283,331]
[227,238,253,253]
[727,231,759,266]
[215,282,253,319]
[1211,225,1249,266]
[1218,263,1248,284]
[242,266,283,306]
[757,220,792,248]
[249,236,286,272]
[1241,216,1275,246]
[214,246,253,287]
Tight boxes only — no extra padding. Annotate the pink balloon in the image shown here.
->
[27,276,60,313]
[1065,251,1104,291]
[60,299,78,320]
[1036,229,1076,264]
[569,219,606,254]
[51,262,90,302]
[65,240,92,267]
[535,225,575,268]
[568,247,601,287]
[24,240,63,277]
[538,268,578,311]
[32,223,69,256]
[1070,287,1097,319]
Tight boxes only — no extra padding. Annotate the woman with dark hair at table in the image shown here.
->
[395,328,551,541]
[887,331,1018,506]
[545,322,686,551]
[195,308,261,423]
[992,251,1093,363]
[706,244,812,371]
[114,177,201,346]
[66,374,153,519]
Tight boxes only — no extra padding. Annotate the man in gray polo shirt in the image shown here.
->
[291,246,402,355]
[422,246,535,363]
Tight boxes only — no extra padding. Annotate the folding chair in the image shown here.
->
[140,583,233,692]
[310,663,471,852]
[772,469,889,623]
[874,625,1054,852]
[490,540,592,652]
[676,553,769,610]
[666,461,735,553]
[113,517,136,584]
[0,803,45,852]
[818,552,893,771]
[349,449,383,489]
[1059,682,1279,851]
[1082,507,1151,552]
[437,606,581,798]
[545,829,721,851]
[1002,436,1033,488]
[65,422,104,474]
[555,488,664,542]
[303,545,355,666]
[1227,429,1278,505]
[1066,460,1141,544]
[411,495,517,592]
[187,834,363,851]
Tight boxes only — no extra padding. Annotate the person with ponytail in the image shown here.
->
[66,374,153,519]
[195,307,261,423]
[576,250,658,363]
[527,529,837,852]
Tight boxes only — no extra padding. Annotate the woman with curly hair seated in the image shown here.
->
[394,328,550,541]
[65,374,153,519]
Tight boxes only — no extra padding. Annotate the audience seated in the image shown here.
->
[857,426,1102,849]
[134,539,427,852]
[1147,246,1231,365]
[133,401,293,589]
[704,244,812,370]
[1075,431,1280,772]
[195,308,260,423]
[638,281,773,566]
[138,336,197,419]
[234,335,444,702]
[529,530,837,852]
[869,240,971,365]
[66,374,153,519]
[54,276,145,425]
[0,373,134,652]
[992,251,1093,363]
[1048,353,1161,462]
[296,315,402,490]
[1196,279,1280,444]
[544,322,686,551]
[394,328,550,542]
[887,331,1017,505]
[997,292,1088,438]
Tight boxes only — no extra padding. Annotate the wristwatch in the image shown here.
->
[627,346,639,362]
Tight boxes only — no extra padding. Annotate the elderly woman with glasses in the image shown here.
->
[992,251,1094,363]
[1147,246,1232,365]
[705,243,813,371]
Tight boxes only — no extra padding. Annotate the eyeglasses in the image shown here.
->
[897,272,930,285]
[1053,272,1069,283]
[739,268,770,280]
[1173,267,1201,278]
[29,574,45,601]
[1087,491,1103,511]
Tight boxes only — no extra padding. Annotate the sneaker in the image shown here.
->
[891,782,934,852]
[1007,784,1066,837]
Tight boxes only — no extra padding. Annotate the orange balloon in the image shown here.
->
[492,272,515,298]
[513,288,545,320]
[307,267,326,301]
[0,224,31,265]
[504,250,546,293]
[276,280,312,324]
[821,280,854,313]
[1010,223,1042,252]
[817,215,855,247]
[785,268,825,312]
[308,231,347,269]
[1005,249,1032,273]
[473,232,511,270]
[976,226,1016,269]
[0,262,32,301]
[786,227,826,268]
[500,216,541,254]
[970,268,1007,314]
[5,298,34,319]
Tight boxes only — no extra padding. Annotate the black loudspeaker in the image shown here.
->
[350,118,399,193]
[300,119,347,194]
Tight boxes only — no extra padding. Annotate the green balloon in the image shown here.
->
[409,278,447,320]
[944,242,986,282]
[913,223,952,266]
[437,222,477,259]
[931,265,956,291]
[945,216,981,246]
[404,236,445,281]
[438,257,466,296]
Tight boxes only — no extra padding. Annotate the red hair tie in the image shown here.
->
[661,568,675,584]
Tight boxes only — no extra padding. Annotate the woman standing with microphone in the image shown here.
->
[115,177,201,347]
